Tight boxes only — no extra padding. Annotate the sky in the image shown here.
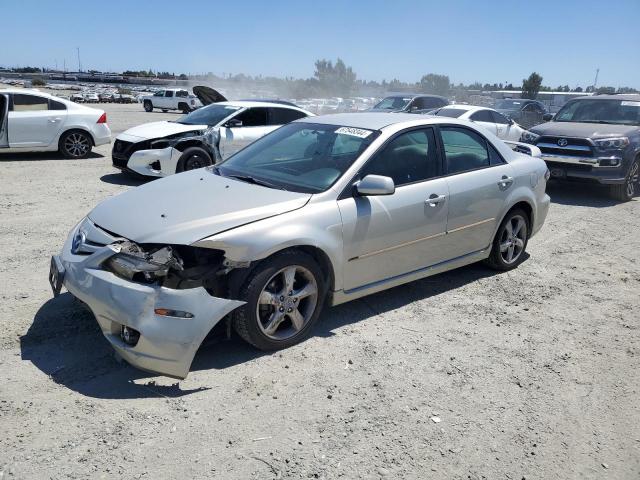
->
[2,0,639,89]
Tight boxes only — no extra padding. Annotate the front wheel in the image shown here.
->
[143,100,153,112]
[484,209,529,271]
[176,147,212,173]
[609,159,639,202]
[59,131,92,159]
[234,251,327,350]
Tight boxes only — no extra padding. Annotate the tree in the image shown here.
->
[313,58,357,96]
[521,72,543,99]
[419,73,450,96]
[31,77,46,87]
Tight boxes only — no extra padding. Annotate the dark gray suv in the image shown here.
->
[521,94,640,201]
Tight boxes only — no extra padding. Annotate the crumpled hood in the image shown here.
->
[88,169,311,244]
[117,121,207,141]
[530,121,638,138]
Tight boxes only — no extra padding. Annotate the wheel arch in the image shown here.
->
[57,127,96,147]
[503,200,534,237]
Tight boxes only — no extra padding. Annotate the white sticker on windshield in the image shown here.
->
[335,127,373,138]
[621,101,640,107]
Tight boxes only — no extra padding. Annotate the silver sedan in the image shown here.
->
[50,113,551,378]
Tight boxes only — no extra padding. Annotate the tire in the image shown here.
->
[609,159,639,202]
[59,130,92,159]
[233,250,327,350]
[179,103,191,114]
[484,208,529,271]
[143,100,153,112]
[162,109,168,113]
[175,147,212,172]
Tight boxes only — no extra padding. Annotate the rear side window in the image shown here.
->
[268,108,307,125]
[360,128,440,186]
[234,107,269,127]
[176,90,188,97]
[440,127,490,174]
[470,110,494,122]
[12,94,49,111]
[49,99,67,111]
[165,91,174,97]
[489,144,506,165]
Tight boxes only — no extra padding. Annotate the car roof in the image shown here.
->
[436,104,483,112]
[296,112,476,130]
[572,94,640,101]
[0,87,55,97]
[383,93,447,99]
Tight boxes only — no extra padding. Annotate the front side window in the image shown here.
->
[555,99,640,126]
[154,91,164,97]
[268,107,307,125]
[360,128,440,186]
[175,104,240,126]
[416,97,447,110]
[491,111,511,125]
[470,110,494,122]
[12,94,49,111]
[217,123,380,193]
[441,127,490,174]
[233,107,269,127]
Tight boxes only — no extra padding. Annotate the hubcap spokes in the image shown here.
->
[499,216,526,264]
[65,133,89,157]
[257,265,318,340]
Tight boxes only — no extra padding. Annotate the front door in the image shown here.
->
[438,125,514,259]
[8,93,67,148]
[219,107,274,158]
[339,127,450,291]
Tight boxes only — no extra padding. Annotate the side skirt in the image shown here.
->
[330,247,490,306]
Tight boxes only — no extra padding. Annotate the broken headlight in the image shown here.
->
[105,242,183,283]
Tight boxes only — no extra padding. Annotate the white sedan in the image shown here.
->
[112,100,313,177]
[0,88,111,158]
[429,105,528,141]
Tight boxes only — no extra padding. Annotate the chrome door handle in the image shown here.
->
[426,194,446,207]
[498,176,514,189]
[48,118,61,123]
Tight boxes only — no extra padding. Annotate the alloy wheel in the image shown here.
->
[256,265,318,340]
[64,133,90,157]
[499,215,527,264]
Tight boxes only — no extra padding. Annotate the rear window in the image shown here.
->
[433,108,467,118]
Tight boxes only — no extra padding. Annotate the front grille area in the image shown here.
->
[545,161,593,172]
[536,136,594,158]
[112,139,150,168]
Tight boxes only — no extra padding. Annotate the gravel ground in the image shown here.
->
[0,103,639,479]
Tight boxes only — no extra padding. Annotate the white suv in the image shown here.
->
[141,89,203,114]
[0,89,111,158]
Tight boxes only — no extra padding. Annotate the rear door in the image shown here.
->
[469,109,498,136]
[218,107,271,158]
[8,94,68,147]
[438,125,514,259]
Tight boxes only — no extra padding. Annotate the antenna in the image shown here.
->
[77,47,82,72]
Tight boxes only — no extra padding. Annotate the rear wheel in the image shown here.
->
[609,159,639,202]
[234,251,327,350]
[162,109,168,113]
[59,130,92,159]
[484,209,529,271]
[176,146,212,172]
[143,100,153,112]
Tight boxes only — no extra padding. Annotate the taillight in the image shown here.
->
[97,112,107,124]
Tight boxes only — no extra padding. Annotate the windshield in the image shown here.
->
[495,99,523,110]
[433,108,467,118]
[554,99,640,125]
[374,96,411,110]
[216,123,380,193]
[175,104,240,126]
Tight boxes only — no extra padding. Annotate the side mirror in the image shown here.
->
[225,118,243,128]
[543,113,553,121]
[355,175,395,196]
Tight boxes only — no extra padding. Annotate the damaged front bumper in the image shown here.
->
[51,229,244,379]
[127,146,180,178]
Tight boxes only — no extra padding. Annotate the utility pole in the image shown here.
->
[593,68,599,89]
[77,47,82,73]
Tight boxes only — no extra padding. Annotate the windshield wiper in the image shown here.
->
[224,173,286,190]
